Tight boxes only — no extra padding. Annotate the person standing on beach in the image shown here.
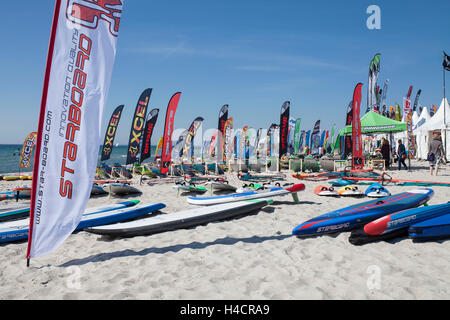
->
[428,133,445,176]
[380,138,390,170]
[397,139,408,170]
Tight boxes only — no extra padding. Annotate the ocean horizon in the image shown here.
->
[0,144,211,174]
[0,144,160,174]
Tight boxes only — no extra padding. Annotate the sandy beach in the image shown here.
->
[1,160,450,300]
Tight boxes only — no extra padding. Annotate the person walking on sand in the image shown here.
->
[380,138,390,170]
[428,133,445,176]
[397,139,408,170]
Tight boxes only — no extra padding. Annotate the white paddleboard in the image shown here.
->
[366,190,391,198]
[187,184,305,205]
[86,199,272,237]
[205,181,237,192]
[91,184,107,195]
[0,200,151,243]
[314,185,339,197]
[338,185,364,197]
[102,183,141,195]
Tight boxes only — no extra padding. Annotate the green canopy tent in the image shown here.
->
[333,111,407,152]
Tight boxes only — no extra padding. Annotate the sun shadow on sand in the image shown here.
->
[58,234,293,267]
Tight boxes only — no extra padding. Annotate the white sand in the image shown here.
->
[1,160,450,300]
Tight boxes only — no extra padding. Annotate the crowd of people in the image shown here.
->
[377,132,446,176]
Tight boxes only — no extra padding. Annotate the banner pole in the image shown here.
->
[444,61,447,159]
[26,0,62,263]
[444,57,446,125]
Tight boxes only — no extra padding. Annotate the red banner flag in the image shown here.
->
[160,92,181,174]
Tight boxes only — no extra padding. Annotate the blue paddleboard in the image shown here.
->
[187,184,305,205]
[0,200,138,224]
[409,205,450,240]
[348,202,450,245]
[0,207,30,222]
[364,202,450,236]
[365,183,391,198]
[0,191,29,200]
[0,201,165,243]
[292,188,434,237]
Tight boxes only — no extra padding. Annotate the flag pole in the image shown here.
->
[444,51,447,160]
[26,0,62,267]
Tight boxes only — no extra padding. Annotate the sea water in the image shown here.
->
[0,145,25,174]
[0,143,216,175]
[0,144,158,174]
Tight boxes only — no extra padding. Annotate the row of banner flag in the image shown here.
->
[99,88,181,173]
[18,96,335,174]
[96,95,333,168]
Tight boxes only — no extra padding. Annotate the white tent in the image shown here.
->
[413,107,431,132]
[413,107,431,159]
[416,98,450,160]
[412,110,419,125]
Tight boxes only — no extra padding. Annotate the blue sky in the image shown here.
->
[0,0,449,144]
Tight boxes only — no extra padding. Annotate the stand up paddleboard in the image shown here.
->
[102,183,141,195]
[238,172,286,182]
[2,176,20,181]
[173,182,207,194]
[292,188,434,237]
[0,191,29,201]
[329,179,354,187]
[293,169,379,181]
[338,185,364,197]
[409,204,450,240]
[187,184,305,206]
[12,187,32,197]
[93,179,131,185]
[0,201,142,242]
[0,201,165,243]
[314,185,339,197]
[0,207,30,222]
[236,182,282,193]
[205,181,237,192]
[341,174,450,187]
[349,202,449,245]
[91,184,108,195]
[86,199,273,237]
[187,176,226,183]
[365,183,390,198]
[236,183,264,193]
